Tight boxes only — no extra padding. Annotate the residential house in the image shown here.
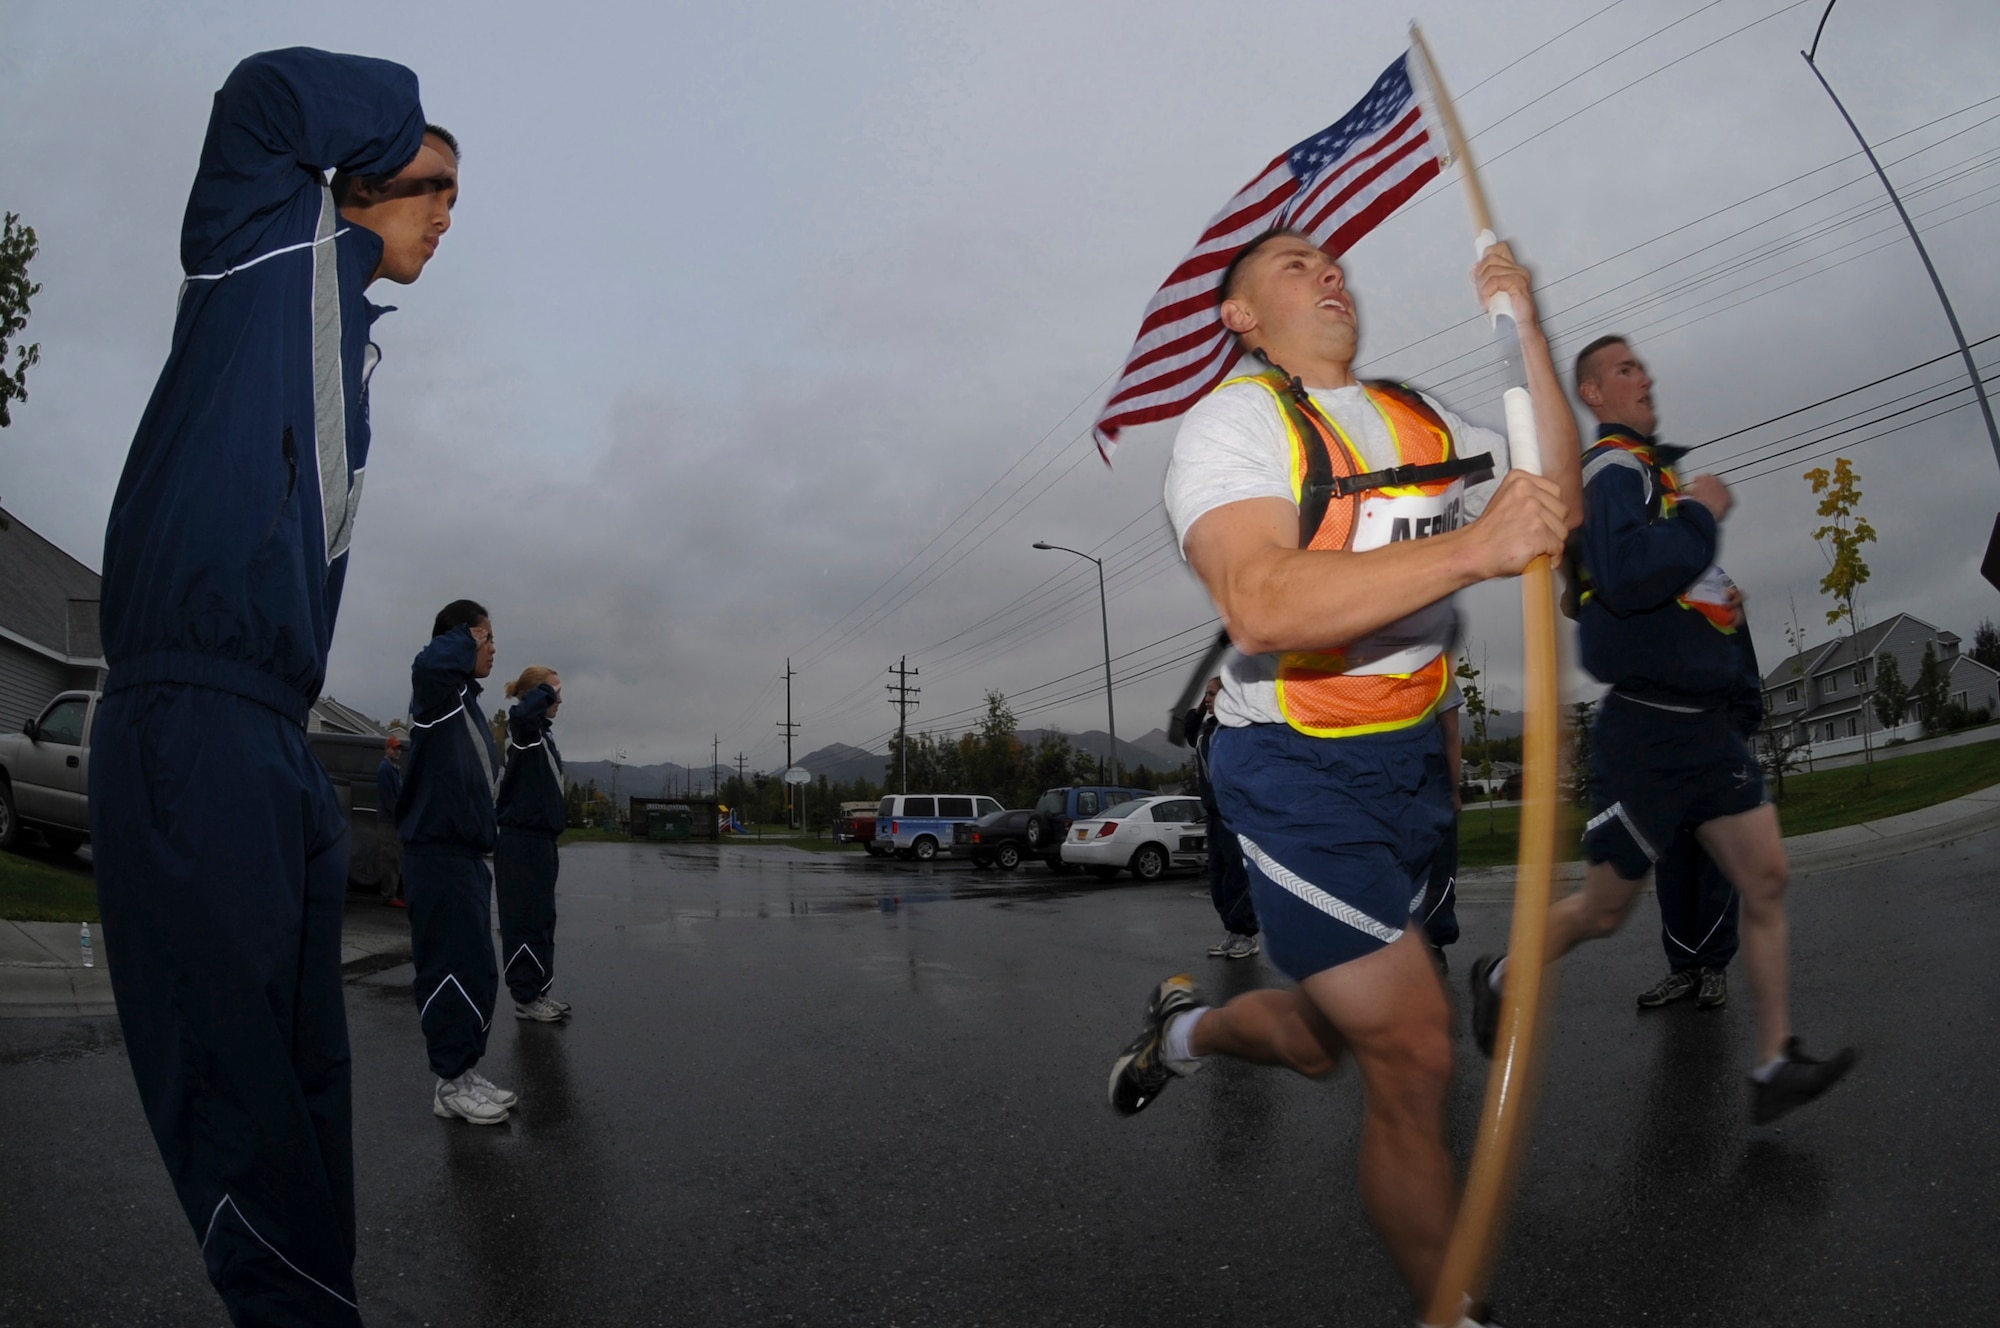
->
[1760,612,2000,759]
[0,506,105,732]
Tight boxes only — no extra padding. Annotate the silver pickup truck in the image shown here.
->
[0,689,97,853]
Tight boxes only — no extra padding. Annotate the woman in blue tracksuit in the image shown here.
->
[399,599,516,1125]
[496,666,572,1022]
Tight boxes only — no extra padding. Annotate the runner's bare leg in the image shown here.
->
[1694,803,1790,1062]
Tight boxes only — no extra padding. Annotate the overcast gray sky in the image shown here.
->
[5,0,1999,771]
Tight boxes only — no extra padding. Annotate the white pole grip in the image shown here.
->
[1503,385,1541,477]
[1474,229,1514,326]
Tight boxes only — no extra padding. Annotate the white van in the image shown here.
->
[876,793,1003,861]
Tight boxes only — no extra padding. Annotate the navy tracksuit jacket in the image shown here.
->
[496,684,566,1004]
[397,627,502,1081]
[90,46,425,1327]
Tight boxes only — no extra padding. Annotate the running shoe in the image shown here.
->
[1206,933,1234,957]
[514,996,568,1023]
[434,1078,509,1125]
[1696,966,1728,1010]
[546,995,572,1015]
[1107,974,1202,1116]
[464,1068,518,1108]
[1637,969,1698,1009]
[1468,954,1503,1059]
[1751,1037,1858,1125]
[1220,932,1260,960]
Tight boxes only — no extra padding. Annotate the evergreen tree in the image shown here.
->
[1872,651,1910,731]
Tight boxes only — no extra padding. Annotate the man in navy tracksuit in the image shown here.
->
[1637,624,1761,1012]
[376,735,406,906]
[496,672,571,1021]
[1184,677,1259,960]
[91,47,455,1324]
[399,603,516,1125]
[1471,336,1854,1125]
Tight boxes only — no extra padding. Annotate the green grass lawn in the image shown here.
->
[0,848,98,923]
[1457,737,2000,870]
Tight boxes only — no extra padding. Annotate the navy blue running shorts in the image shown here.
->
[1584,692,1767,882]
[1208,719,1453,982]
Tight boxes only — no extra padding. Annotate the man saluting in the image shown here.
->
[1106,228,1580,1323]
[92,48,457,1325]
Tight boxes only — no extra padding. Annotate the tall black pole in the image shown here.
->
[1033,541,1118,785]
[1801,8,2000,475]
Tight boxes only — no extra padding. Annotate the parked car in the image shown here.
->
[875,793,1003,861]
[833,799,884,855]
[0,687,396,888]
[0,689,98,853]
[952,808,1041,870]
[1027,785,1152,870]
[1062,795,1208,882]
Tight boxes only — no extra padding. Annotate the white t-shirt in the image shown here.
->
[1163,378,1507,729]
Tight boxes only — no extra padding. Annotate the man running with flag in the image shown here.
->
[1096,52,1581,1325]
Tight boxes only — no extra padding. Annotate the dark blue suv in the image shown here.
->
[1030,785,1151,871]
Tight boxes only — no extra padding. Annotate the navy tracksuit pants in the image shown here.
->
[1655,823,1739,972]
[495,828,559,1004]
[1416,818,1460,949]
[404,850,497,1081]
[1198,770,1257,936]
[91,685,362,1327]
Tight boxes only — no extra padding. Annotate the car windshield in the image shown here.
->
[1099,799,1148,820]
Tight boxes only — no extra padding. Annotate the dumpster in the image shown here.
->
[648,804,694,841]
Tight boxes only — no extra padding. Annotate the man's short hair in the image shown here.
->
[1218,228,1310,307]
[1573,334,1628,395]
[331,123,460,206]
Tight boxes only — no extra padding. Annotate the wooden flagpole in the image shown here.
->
[1409,22,1565,1327]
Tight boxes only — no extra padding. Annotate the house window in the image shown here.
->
[1822,675,1838,694]
[1953,690,1968,709]
[1846,717,1858,737]
[1853,666,1866,686]
[1785,686,1798,703]
[1824,722,1837,741]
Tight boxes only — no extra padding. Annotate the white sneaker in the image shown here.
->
[514,996,567,1023]
[434,1078,509,1125]
[463,1068,518,1108]
[1221,932,1261,960]
[545,994,572,1015]
[1206,933,1234,957]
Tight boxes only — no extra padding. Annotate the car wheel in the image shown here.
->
[1025,817,1048,850]
[995,842,1022,870]
[0,782,16,851]
[913,836,938,862]
[1130,844,1167,881]
[1091,865,1121,882]
[41,831,83,856]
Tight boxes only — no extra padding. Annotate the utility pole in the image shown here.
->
[886,656,920,794]
[1033,541,1119,784]
[711,733,720,802]
[778,659,800,828]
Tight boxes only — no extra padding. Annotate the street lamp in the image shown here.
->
[1033,541,1118,784]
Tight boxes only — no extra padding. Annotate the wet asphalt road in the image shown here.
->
[4,833,1999,1328]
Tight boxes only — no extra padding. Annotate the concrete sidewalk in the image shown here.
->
[1458,780,2000,900]
[0,894,416,1019]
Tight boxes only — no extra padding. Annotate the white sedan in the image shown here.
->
[1062,795,1209,882]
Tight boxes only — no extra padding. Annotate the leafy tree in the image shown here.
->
[1456,649,1494,833]
[1804,458,1878,772]
[1568,699,1595,807]
[1973,619,2000,672]
[1916,641,1951,736]
[0,213,39,429]
[1872,651,1910,731]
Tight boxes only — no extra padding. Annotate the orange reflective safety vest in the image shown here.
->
[1223,369,1491,740]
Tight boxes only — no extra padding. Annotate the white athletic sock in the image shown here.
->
[1163,1007,1208,1072]
[1753,1052,1788,1083]
[1488,955,1507,992]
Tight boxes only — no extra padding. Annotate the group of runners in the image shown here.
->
[83,42,1858,1328]
[1109,230,1857,1325]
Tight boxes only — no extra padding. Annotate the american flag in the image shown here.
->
[1093,53,1443,462]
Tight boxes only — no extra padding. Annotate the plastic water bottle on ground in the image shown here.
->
[80,922,93,968]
